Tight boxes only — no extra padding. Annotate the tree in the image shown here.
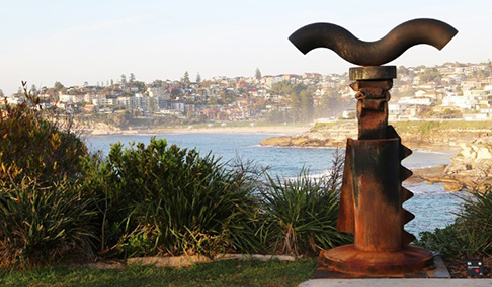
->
[255,68,261,80]
[300,90,314,122]
[268,109,286,124]
[196,72,201,83]
[183,71,190,85]
[317,89,343,118]
[270,81,307,96]
[149,97,156,112]
[419,68,441,83]
[110,79,114,86]
[130,73,136,84]
[290,92,300,122]
[0,89,3,97]
[54,81,64,91]
[120,74,127,85]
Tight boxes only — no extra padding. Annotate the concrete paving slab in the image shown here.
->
[300,279,492,287]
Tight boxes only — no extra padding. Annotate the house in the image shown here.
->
[92,98,115,107]
[416,83,435,90]
[74,95,84,103]
[405,105,429,118]
[462,79,480,90]
[82,104,96,112]
[147,87,167,98]
[414,90,427,97]
[342,109,355,119]
[399,96,436,106]
[389,102,411,116]
[59,94,74,103]
[442,95,476,109]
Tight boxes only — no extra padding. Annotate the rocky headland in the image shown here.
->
[409,141,492,191]
[260,121,492,191]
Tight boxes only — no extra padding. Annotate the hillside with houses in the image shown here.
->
[1,62,492,133]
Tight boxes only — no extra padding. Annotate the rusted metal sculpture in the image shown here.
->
[289,18,458,277]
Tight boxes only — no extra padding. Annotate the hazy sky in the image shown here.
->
[1,0,491,94]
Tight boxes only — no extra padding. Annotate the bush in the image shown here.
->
[416,188,492,257]
[260,153,351,256]
[0,179,97,268]
[82,139,263,258]
[417,225,465,257]
[0,85,86,186]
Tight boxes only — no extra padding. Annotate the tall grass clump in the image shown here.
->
[260,152,351,256]
[0,179,97,269]
[417,188,492,257]
[82,139,263,258]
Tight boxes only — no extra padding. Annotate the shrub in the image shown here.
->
[416,188,492,257]
[455,189,492,255]
[82,139,263,258]
[260,152,351,257]
[417,225,465,257]
[0,178,97,268]
[0,84,86,186]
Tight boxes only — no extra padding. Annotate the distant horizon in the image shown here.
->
[1,0,491,95]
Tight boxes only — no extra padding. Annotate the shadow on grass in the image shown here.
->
[0,259,316,287]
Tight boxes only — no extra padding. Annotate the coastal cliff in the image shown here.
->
[261,121,492,191]
[410,141,492,191]
[259,122,355,148]
[260,121,492,150]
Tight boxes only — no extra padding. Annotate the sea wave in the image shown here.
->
[256,145,338,150]
[412,148,448,155]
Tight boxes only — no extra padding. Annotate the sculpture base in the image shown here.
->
[314,244,437,278]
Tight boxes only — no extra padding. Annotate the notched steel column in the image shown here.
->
[289,18,458,277]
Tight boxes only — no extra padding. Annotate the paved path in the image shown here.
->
[300,279,492,286]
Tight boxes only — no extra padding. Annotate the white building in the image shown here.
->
[398,96,436,106]
[389,102,411,115]
[59,94,74,103]
[463,89,492,107]
[441,95,476,109]
[147,87,168,98]
[92,98,115,106]
[342,109,355,119]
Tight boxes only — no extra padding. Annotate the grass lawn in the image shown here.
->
[0,259,316,287]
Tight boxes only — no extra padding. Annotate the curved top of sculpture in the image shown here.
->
[289,18,458,66]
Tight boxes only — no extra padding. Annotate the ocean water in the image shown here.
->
[84,133,465,236]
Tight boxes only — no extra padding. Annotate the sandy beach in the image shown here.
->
[85,125,313,136]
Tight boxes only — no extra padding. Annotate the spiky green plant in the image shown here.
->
[455,188,492,255]
[260,152,351,256]
[0,178,97,268]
